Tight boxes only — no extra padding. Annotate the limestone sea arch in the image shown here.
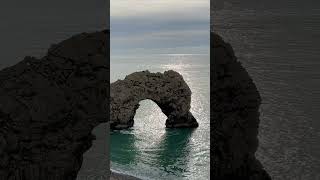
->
[0,30,109,180]
[110,70,199,130]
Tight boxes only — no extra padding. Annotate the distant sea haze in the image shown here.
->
[213,0,320,179]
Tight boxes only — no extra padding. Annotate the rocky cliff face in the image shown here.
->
[0,30,109,180]
[110,70,198,130]
[212,32,271,179]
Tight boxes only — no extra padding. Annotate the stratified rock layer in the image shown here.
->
[212,32,271,179]
[0,30,109,180]
[110,70,198,130]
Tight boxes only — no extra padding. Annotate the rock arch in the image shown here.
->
[110,70,199,130]
[0,30,109,180]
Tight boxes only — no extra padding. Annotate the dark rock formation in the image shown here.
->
[110,70,198,130]
[211,32,271,179]
[0,30,109,180]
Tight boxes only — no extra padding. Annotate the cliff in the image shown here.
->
[211,32,271,179]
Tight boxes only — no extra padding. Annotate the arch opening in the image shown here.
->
[133,99,167,129]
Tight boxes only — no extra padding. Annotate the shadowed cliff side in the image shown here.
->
[212,32,271,179]
[0,30,109,180]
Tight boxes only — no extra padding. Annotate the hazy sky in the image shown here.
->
[111,0,210,56]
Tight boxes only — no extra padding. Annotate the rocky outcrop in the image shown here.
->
[0,30,109,180]
[212,32,271,179]
[110,70,198,130]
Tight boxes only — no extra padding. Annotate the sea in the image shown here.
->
[213,0,320,179]
[110,54,210,180]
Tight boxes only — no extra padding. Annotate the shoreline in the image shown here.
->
[110,170,141,180]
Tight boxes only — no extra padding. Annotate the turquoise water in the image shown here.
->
[110,54,210,179]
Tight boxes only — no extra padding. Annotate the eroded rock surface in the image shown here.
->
[110,70,198,130]
[0,30,109,180]
[212,32,271,179]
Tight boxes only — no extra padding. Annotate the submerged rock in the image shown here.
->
[0,30,109,180]
[212,32,271,179]
[110,70,198,130]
